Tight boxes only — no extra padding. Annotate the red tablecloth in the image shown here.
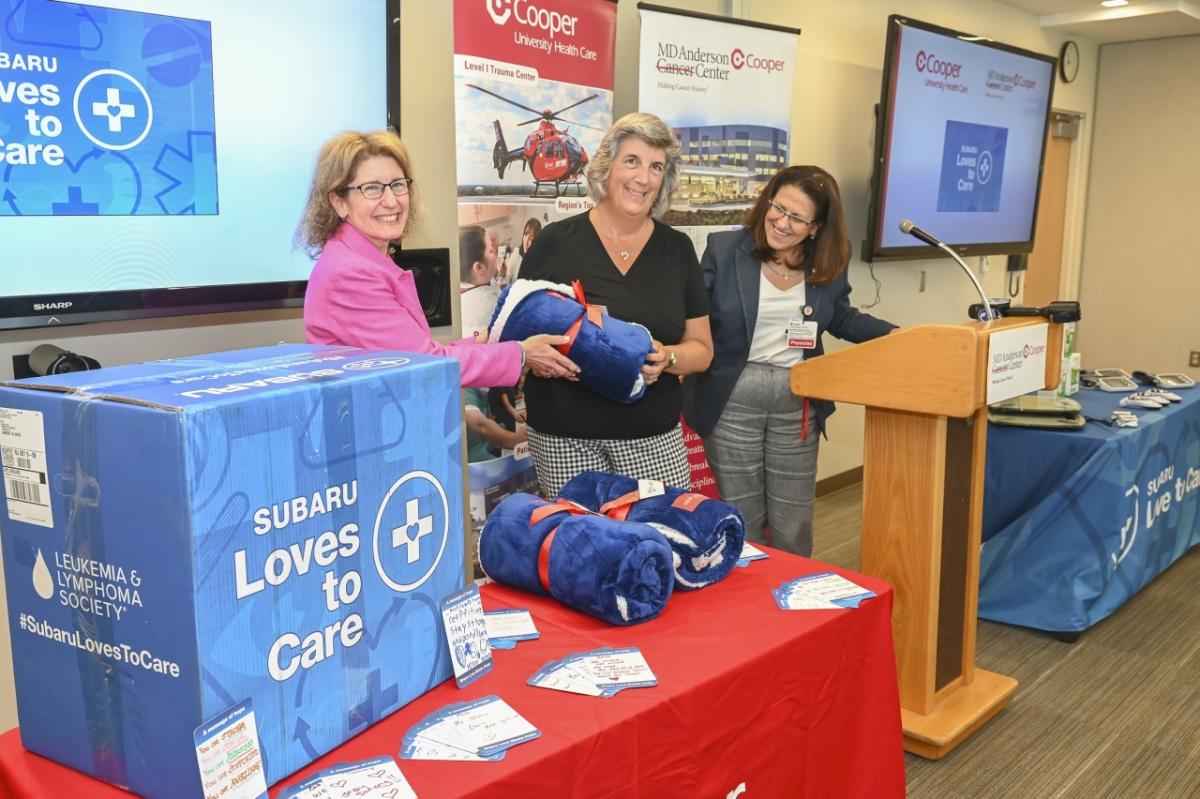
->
[0,549,904,798]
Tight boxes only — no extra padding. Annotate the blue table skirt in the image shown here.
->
[979,387,1200,632]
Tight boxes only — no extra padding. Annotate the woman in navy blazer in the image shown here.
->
[683,166,895,556]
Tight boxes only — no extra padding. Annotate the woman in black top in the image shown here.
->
[519,112,713,496]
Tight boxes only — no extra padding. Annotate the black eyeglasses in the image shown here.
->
[767,199,815,228]
[344,178,413,200]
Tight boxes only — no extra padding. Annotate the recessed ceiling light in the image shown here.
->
[1100,0,1129,7]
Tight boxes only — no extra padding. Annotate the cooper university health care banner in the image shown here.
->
[453,0,616,258]
[453,0,615,527]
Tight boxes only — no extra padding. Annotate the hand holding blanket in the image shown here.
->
[556,471,746,590]
[478,493,675,625]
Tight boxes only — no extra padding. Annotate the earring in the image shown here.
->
[809,232,816,239]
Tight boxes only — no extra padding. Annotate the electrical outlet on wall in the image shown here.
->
[1190,351,1200,368]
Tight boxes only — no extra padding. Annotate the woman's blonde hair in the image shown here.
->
[295,129,418,257]
[585,112,681,219]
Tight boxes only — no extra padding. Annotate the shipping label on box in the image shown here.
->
[0,345,466,798]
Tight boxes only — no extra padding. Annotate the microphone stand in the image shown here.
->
[936,243,997,321]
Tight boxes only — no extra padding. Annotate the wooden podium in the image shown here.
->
[790,318,1062,759]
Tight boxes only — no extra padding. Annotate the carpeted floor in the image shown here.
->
[812,484,1200,799]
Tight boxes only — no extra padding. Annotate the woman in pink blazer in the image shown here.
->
[298,130,577,388]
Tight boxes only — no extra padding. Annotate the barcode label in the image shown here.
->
[2,452,35,470]
[5,478,44,506]
[1,407,53,528]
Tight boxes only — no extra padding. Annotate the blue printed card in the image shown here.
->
[192,699,267,799]
[441,583,493,688]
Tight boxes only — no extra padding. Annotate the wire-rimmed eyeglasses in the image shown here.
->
[767,199,815,228]
[344,178,413,200]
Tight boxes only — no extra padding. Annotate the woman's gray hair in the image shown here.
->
[585,112,681,218]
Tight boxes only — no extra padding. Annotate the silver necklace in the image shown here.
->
[763,259,802,281]
[599,215,645,262]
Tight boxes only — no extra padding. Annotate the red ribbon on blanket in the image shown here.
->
[556,279,604,357]
[598,489,641,521]
[529,499,591,592]
[537,529,557,593]
[597,489,710,521]
[528,498,590,525]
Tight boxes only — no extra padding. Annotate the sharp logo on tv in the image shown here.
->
[915,49,963,79]
[32,301,72,310]
[0,0,218,217]
[485,0,579,39]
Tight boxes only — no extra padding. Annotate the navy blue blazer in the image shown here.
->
[683,229,896,439]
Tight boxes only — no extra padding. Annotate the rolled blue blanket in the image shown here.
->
[488,279,653,404]
[557,471,746,590]
[478,493,675,625]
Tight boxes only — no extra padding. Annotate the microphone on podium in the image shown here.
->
[897,219,942,249]
[898,220,997,320]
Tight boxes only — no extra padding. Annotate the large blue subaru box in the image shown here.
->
[0,345,465,798]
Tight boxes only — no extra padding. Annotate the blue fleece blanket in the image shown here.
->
[478,493,675,625]
[557,471,746,590]
[487,280,653,404]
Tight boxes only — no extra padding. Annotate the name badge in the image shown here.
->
[787,319,818,349]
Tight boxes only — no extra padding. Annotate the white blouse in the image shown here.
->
[747,272,808,368]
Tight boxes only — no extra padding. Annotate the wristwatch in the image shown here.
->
[667,348,678,368]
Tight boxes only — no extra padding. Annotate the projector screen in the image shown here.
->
[0,0,397,330]
[863,15,1056,261]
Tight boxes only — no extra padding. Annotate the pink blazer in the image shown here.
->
[304,224,521,388]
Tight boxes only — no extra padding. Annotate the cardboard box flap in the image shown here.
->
[1,345,458,411]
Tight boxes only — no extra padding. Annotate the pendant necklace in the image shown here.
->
[599,213,644,262]
[764,257,802,281]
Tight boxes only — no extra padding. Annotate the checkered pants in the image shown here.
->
[526,424,692,498]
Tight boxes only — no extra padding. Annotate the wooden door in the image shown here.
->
[1023,112,1078,305]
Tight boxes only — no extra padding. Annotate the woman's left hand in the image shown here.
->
[642,341,671,385]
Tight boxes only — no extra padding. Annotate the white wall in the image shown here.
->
[1076,35,1200,377]
[0,0,1100,733]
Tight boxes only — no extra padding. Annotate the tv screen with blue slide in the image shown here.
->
[863,15,1056,261]
[0,0,397,330]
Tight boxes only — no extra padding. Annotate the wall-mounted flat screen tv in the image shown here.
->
[0,0,400,330]
[863,15,1056,261]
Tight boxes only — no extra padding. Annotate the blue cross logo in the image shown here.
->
[392,498,433,564]
[978,151,994,185]
[73,69,154,151]
[92,87,136,133]
[372,471,449,592]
